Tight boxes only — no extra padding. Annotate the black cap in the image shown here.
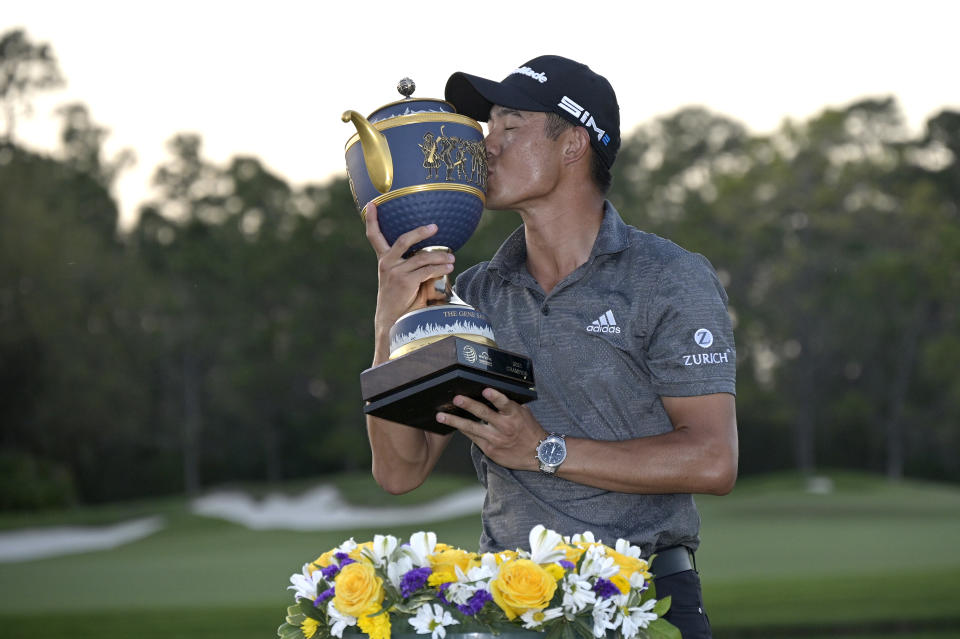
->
[445,55,620,169]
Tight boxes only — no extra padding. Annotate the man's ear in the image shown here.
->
[561,126,591,165]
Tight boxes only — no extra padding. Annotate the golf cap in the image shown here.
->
[445,55,621,169]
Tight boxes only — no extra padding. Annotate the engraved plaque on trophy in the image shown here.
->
[342,79,537,434]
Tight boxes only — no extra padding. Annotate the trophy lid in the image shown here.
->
[367,78,457,123]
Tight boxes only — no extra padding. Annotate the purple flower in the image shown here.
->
[457,589,492,616]
[400,567,433,598]
[559,560,576,571]
[592,578,620,600]
[321,564,340,580]
[437,582,452,605]
[335,552,356,567]
[314,587,335,607]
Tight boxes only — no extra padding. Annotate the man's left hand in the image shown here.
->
[436,389,543,471]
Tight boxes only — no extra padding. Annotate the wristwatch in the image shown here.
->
[535,433,567,474]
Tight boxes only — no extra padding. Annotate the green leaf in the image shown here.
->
[544,621,566,639]
[652,595,671,617]
[571,615,594,639]
[286,604,307,627]
[278,621,305,639]
[645,582,658,600]
[645,618,681,639]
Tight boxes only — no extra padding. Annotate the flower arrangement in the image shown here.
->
[278,525,680,639]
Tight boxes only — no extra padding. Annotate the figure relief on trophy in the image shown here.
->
[341,78,536,434]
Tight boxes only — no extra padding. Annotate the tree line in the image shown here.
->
[1,29,958,508]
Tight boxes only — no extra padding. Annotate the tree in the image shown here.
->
[0,29,64,142]
[0,142,153,504]
[57,102,135,191]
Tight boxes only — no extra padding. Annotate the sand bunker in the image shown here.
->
[190,485,485,530]
[0,485,483,562]
[0,515,165,563]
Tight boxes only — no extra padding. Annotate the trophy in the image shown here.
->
[343,78,536,434]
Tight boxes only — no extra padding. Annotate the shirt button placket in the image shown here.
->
[539,302,552,347]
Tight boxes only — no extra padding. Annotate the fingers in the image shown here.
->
[379,243,454,281]
[363,202,391,256]
[452,393,500,423]
[435,410,488,441]
[435,392,541,472]
[481,388,512,412]
[436,391,513,433]
[365,200,446,260]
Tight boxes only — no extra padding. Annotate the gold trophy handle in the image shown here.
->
[342,110,394,194]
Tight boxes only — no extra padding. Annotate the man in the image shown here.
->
[363,55,738,638]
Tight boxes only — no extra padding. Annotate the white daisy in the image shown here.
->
[444,564,493,605]
[408,603,459,639]
[561,573,597,614]
[579,545,618,580]
[619,599,658,638]
[592,597,619,638]
[520,606,563,629]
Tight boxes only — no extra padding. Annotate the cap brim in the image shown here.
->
[445,72,547,121]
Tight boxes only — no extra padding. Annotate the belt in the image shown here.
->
[650,546,695,579]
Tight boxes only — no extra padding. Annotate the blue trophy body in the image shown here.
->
[343,79,535,433]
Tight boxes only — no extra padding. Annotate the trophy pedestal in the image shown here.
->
[361,336,536,434]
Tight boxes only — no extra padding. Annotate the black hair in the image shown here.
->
[543,112,613,195]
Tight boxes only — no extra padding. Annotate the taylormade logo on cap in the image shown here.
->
[509,66,548,83]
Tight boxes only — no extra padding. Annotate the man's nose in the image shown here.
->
[484,134,498,157]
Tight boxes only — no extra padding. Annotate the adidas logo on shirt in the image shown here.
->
[586,310,621,334]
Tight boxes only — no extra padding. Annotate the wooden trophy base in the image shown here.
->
[360,336,536,434]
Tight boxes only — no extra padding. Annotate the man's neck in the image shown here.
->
[518,192,605,295]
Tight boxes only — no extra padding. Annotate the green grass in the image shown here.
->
[1,471,958,638]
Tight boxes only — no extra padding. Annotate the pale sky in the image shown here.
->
[5,0,959,229]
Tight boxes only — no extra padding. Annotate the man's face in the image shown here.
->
[483,106,564,211]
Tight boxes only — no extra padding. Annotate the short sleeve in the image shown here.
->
[645,252,736,397]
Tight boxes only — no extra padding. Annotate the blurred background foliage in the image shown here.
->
[1,28,958,510]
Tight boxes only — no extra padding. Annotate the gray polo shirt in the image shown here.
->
[453,202,736,555]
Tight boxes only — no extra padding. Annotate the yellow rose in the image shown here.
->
[334,562,384,617]
[428,548,478,585]
[490,559,558,620]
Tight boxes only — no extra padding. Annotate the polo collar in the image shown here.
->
[488,201,632,277]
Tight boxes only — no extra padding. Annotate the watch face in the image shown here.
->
[538,440,566,465]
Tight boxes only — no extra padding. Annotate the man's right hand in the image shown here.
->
[364,202,455,365]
